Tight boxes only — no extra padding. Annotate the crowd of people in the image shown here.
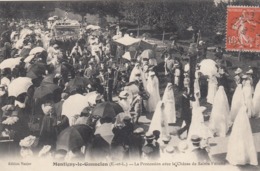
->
[0,17,259,166]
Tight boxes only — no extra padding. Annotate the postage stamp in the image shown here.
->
[226,6,260,52]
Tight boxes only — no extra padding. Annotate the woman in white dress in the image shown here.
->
[141,64,149,91]
[242,75,255,118]
[146,71,161,113]
[226,105,258,166]
[192,69,201,108]
[148,101,169,136]
[129,63,142,82]
[188,106,213,141]
[162,83,176,124]
[209,86,230,137]
[230,84,245,123]
[206,75,218,104]
[253,80,260,117]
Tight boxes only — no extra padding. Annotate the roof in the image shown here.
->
[114,35,141,46]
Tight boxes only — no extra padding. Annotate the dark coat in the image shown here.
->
[180,93,192,121]
[128,133,145,159]
[191,148,211,162]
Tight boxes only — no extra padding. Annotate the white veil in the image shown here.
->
[209,86,230,137]
[226,105,258,166]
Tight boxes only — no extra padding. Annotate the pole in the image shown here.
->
[188,43,198,101]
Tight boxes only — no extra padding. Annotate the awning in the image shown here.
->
[114,35,141,47]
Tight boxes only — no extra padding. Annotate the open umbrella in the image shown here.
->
[34,83,60,99]
[15,39,24,49]
[62,94,91,118]
[29,47,45,55]
[24,54,35,63]
[199,59,218,76]
[140,49,156,59]
[8,77,33,97]
[0,57,22,70]
[92,102,124,119]
[26,63,46,78]
[94,123,114,145]
[20,28,33,40]
[84,91,102,106]
[56,125,94,151]
[67,76,91,92]
[41,74,55,84]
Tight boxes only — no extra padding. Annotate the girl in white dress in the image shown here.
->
[188,106,213,141]
[207,75,218,104]
[242,76,255,118]
[129,63,141,82]
[226,105,258,166]
[146,71,161,113]
[162,83,176,124]
[209,86,230,137]
[253,80,260,117]
[148,101,169,136]
[230,84,245,123]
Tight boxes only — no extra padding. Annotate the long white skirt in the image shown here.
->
[207,82,218,104]
[149,101,169,136]
[230,84,244,123]
[243,84,254,118]
[188,107,213,140]
[209,86,230,137]
[226,106,258,166]
[253,80,260,117]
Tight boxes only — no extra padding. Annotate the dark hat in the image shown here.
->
[145,132,155,140]
[162,135,171,142]
[123,115,131,121]
[191,135,201,144]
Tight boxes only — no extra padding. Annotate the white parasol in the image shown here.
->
[84,91,101,106]
[199,59,218,76]
[29,47,45,55]
[0,57,22,70]
[62,94,91,118]
[8,77,33,97]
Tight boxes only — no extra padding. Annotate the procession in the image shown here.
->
[0,1,260,170]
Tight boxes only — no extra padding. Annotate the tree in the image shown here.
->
[146,0,178,42]
[122,1,148,37]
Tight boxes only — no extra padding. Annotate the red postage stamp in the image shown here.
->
[226,6,260,52]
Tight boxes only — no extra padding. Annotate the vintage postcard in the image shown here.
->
[0,1,259,171]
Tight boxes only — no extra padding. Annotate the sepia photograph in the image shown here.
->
[0,0,260,171]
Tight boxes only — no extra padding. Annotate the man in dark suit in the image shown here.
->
[177,88,192,139]
[128,127,145,159]
[142,132,160,160]
[190,135,211,162]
